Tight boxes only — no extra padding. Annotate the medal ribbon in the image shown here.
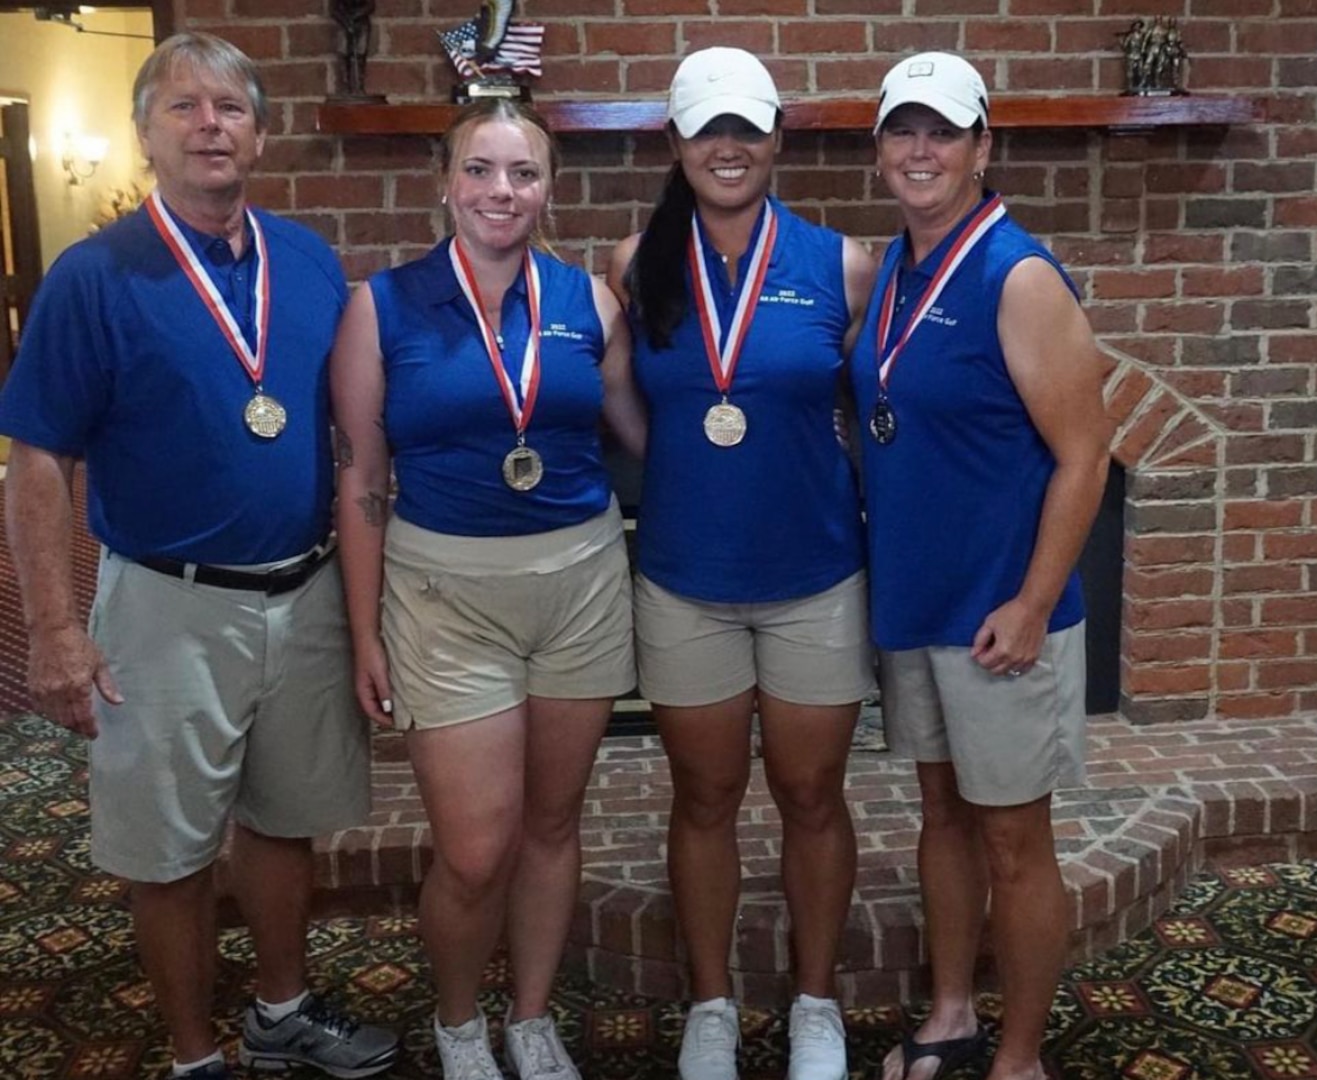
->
[688,202,778,396]
[876,194,1006,389]
[146,189,270,386]
[449,240,542,437]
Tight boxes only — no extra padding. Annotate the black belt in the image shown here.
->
[135,543,334,596]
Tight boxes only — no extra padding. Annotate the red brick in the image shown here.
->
[536,60,623,94]
[1114,391,1180,466]
[1125,600,1215,632]
[1220,630,1301,660]
[1006,57,1097,90]
[1145,163,1227,195]
[1181,266,1265,298]
[624,0,708,11]
[1141,303,1225,335]
[201,23,284,60]
[680,20,774,54]
[1187,57,1275,89]
[1264,596,1317,625]
[1275,197,1317,227]
[585,22,676,56]
[1125,568,1216,601]
[1126,535,1216,567]
[295,175,386,209]
[1091,269,1176,301]
[1124,632,1214,664]
[780,21,872,53]
[1143,233,1224,264]
[965,18,1052,49]
[1257,661,1317,691]
[1238,20,1317,52]
[1009,0,1096,12]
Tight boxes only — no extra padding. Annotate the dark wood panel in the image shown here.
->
[318,94,1261,137]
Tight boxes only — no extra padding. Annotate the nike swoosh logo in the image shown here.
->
[707,71,736,82]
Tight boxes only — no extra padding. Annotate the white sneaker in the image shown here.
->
[678,997,740,1080]
[434,1011,503,1080]
[787,994,847,1080]
[505,1012,581,1080]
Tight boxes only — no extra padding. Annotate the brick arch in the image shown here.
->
[1102,349,1224,473]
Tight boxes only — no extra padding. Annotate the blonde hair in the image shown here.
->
[133,32,268,131]
[439,99,560,253]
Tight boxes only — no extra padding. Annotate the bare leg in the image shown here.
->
[229,826,314,1002]
[506,695,612,1021]
[758,693,860,999]
[408,707,526,1026]
[883,763,987,1080]
[980,796,1063,1080]
[131,869,219,1063]
[656,690,755,1001]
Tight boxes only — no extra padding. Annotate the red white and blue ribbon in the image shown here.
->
[688,202,778,397]
[449,238,542,436]
[146,189,270,386]
[876,194,1006,389]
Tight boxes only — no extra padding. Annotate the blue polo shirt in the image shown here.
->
[850,195,1086,649]
[370,239,612,537]
[632,198,865,603]
[0,200,347,564]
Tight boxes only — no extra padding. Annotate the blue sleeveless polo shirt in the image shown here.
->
[371,239,612,537]
[632,198,865,603]
[850,195,1086,650]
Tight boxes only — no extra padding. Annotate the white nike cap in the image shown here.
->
[667,47,781,139]
[875,51,990,131]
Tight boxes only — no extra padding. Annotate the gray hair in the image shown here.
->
[132,32,269,131]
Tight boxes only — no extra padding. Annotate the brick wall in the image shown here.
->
[176,0,1317,725]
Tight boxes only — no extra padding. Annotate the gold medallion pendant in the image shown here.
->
[703,402,747,447]
[502,445,544,491]
[244,393,287,439]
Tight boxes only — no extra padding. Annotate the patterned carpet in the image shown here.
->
[4,711,1317,1079]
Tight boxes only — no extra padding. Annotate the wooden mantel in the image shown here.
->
[318,94,1261,137]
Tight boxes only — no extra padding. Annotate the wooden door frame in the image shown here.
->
[0,1,172,40]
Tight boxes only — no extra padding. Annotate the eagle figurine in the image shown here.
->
[474,0,514,62]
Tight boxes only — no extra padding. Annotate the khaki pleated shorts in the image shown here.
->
[634,571,876,708]
[877,621,1088,806]
[88,550,371,884]
[382,506,636,729]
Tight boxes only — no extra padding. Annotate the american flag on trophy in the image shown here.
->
[439,16,545,81]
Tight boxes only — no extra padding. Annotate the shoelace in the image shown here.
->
[443,1026,502,1080]
[515,1016,570,1074]
[688,1009,738,1056]
[299,997,360,1041]
[791,1005,841,1045]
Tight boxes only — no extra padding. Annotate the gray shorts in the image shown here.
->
[381,510,636,729]
[877,621,1088,806]
[634,571,876,708]
[88,551,371,884]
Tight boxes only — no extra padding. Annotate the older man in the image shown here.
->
[0,33,397,1080]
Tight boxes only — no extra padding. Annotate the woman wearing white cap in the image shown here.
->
[851,52,1110,1080]
[607,47,875,1080]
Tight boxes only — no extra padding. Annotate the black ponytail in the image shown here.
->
[626,159,698,351]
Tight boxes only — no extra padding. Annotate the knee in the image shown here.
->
[978,815,1054,887]
[766,767,848,832]
[918,784,974,834]
[435,831,520,903]
[521,802,583,850]
[670,769,750,830]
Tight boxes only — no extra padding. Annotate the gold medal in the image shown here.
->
[502,444,544,491]
[244,393,287,439]
[703,401,747,447]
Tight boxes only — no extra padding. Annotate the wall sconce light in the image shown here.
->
[62,132,109,185]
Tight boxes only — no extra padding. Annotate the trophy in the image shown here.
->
[439,0,544,102]
[1118,16,1188,96]
[329,0,386,102]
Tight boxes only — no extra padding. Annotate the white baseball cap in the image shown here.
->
[875,51,990,131]
[667,47,781,139]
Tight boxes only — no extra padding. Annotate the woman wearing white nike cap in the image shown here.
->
[850,52,1110,1080]
[608,46,875,1080]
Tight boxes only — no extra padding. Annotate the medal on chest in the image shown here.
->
[450,240,545,492]
[146,191,284,438]
[689,204,777,449]
[870,194,1006,447]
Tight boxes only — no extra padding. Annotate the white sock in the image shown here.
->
[690,996,734,1013]
[171,1048,224,1076]
[795,993,838,1009]
[256,988,310,1021]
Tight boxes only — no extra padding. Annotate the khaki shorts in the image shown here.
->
[88,551,371,884]
[382,509,636,729]
[634,571,876,708]
[877,621,1088,806]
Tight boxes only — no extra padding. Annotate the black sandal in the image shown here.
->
[898,1026,988,1079]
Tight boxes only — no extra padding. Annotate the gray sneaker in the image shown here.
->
[678,997,740,1080]
[505,1012,581,1080]
[238,994,399,1078]
[434,1010,503,1080]
[175,1064,232,1079]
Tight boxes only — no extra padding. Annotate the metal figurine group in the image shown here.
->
[1119,16,1189,96]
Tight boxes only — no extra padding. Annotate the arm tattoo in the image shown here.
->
[335,429,355,468]
[356,491,388,527]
